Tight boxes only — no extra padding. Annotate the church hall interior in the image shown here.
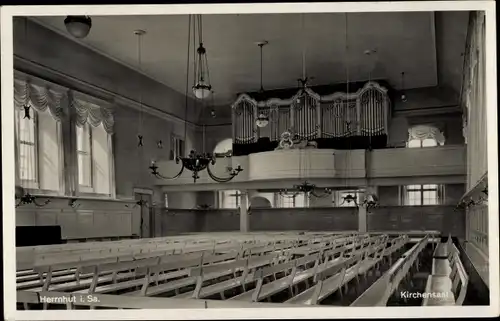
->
[9,9,491,309]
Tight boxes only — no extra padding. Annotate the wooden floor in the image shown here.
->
[15,231,468,310]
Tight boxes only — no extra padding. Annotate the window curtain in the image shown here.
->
[462,12,487,190]
[70,91,115,134]
[14,78,65,121]
[408,125,445,145]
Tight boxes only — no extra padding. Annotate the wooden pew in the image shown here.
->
[240,236,387,304]
[173,238,356,300]
[16,290,300,309]
[423,242,469,306]
[285,254,362,305]
[350,235,429,306]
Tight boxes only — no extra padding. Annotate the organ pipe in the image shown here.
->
[231,81,390,144]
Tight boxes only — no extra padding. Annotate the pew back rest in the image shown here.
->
[323,246,344,259]
[80,256,160,274]
[202,251,239,265]
[138,254,204,275]
[317,254,359,281]
[190,257,248,277]
[454,254,469,305]
[295,253,320,269]
[254,260,296,279]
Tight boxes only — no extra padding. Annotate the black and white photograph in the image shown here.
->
[1,1,498,320]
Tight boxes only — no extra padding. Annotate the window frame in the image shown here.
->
[76,122,94,192]
[170,134,185,160]
[403,184,441,206]
[219,190,241,209]
[281,194,296,208]
[15,106,66,196]
[16,108,40,189]
[75,122,116,198]
[407,138,439,148]
[13,75,116,199]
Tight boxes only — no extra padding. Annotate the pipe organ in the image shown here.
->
[231,81,391,156]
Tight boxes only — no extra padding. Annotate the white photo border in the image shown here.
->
[2,1,498,320]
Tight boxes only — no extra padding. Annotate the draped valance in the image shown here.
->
[14,73,115,134]
[70,92,114,134]
[408,125,445,145]
[14,78,65,121]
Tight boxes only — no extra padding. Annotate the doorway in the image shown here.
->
[135,192,153,238]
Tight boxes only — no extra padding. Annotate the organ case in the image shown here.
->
[231,81,391,155]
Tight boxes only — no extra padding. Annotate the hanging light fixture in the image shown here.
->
[296,13,316,104]
[134,29,146,148]
[338,13,358,207]
[149,15,243,183]
[192,15,212,99]
[400,71,408,102]
[279,141,331,199]
[64,16,92,39]
[280,181,332,199]
[255,40,269,128]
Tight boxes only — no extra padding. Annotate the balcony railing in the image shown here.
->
[154,145,465,186]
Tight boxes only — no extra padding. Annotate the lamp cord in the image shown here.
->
[183,15,192,152]
[345,13,351,192]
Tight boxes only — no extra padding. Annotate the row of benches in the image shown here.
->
[350,235,430,306]
[17,232,346,271]
[17,234,355,293]
[17,233,414,309]
[422,236,468,306]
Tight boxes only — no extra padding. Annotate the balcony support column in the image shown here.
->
[358,205,367,233]
[240,190,249,233]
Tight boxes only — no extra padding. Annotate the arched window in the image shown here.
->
[407,125,445,148]
[213,138,233,154]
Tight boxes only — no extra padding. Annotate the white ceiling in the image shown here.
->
[34,12,439,105]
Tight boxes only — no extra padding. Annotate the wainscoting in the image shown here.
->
[15,197,139,241]
[157,205,464,237]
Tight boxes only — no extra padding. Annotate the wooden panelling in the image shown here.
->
[15,197,137,240]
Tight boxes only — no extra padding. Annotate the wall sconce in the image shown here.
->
[196,204,213,210]
[126,199,150,208]
[68,198,80,208]
[15,187,50,208]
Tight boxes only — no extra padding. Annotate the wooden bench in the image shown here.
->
[350,235,429,306]
[173,238,359,301]
[228,253,321,302]
[423,244,468,306]
[285,254,362,305]
[18,239,292,291]
[16,290,300,310]
[134,240,325,299]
